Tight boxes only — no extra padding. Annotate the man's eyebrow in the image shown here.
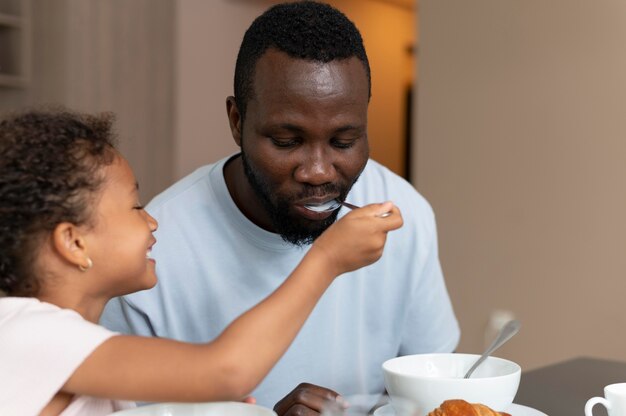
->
[274,123,305,133]
[334,125,363,133]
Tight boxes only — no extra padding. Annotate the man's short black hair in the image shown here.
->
[234,1,371,121]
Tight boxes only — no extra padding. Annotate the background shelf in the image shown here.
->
[0,0,30,88]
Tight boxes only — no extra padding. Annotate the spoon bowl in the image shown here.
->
[303,199,344,213]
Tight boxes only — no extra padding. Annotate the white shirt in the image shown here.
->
[0,297,135,415]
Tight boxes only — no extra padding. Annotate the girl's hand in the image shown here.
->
[311,201,403,276]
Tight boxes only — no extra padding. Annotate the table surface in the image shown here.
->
[515,356,626,416]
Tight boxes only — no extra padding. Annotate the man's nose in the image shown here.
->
[293,147,337,185]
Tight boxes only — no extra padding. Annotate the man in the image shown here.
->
[101,1,459,414]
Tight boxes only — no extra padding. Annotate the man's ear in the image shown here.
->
[52,222,90,268]
[226,96,243,147]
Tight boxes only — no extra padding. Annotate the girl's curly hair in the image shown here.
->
[0,108,117,296]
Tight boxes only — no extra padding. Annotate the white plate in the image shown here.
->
[109,401,277,416]
[373,403,548,416]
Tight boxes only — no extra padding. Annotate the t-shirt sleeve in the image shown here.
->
[0,299,118,416]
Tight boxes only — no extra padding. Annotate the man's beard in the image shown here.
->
[241,151,359,246]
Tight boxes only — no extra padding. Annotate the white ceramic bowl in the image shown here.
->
[382,353,521,415]
[109,401,278,416]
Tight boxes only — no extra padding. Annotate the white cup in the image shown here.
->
[586,383,626,416]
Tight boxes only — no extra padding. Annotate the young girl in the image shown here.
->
[0,109,402,416]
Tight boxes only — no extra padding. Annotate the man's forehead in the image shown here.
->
[252,49,368,95]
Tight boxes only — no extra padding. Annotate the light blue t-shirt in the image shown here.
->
[101,155,459,407]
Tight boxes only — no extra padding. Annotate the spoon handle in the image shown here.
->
[339,201,360,210]
[340,201,392,218]
[463,319,521,379]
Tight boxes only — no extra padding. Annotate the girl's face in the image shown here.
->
[84,154,158,297]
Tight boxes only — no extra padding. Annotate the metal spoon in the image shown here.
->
[304,199,391,218]
[304,199,357,212]
[464,319,521,378]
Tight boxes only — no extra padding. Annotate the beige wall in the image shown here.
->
[416,0,626,369]
[174,0,275,180]
[0,0,175,203]
[174,0,415,179]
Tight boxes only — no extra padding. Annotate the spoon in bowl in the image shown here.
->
[304,199,391,217]
[464,319,521,379]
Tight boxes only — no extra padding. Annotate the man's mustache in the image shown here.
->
[294,183,348,200]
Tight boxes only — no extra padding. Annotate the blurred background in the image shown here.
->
[1,0,625,373]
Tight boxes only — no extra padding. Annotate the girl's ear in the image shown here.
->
[52,222,91,270]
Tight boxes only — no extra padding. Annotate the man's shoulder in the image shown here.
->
[358,159,434,217]
[361,159,414,187]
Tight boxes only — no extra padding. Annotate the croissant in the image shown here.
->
[428,399,511,416]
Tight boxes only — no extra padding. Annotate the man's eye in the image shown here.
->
[270,137,300,148]
[332,138,357,149]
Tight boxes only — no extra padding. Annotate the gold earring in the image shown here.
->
[78,258,93,272]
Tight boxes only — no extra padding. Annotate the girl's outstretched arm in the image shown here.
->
[63,202,402,403]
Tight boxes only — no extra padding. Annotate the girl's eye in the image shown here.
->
[133,205,144,210]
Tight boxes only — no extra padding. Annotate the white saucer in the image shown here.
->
[373,403,548,416]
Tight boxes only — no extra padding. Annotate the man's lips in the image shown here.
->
[293,203,336,220]
[292,195,340,219]
[297,195,340,206]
